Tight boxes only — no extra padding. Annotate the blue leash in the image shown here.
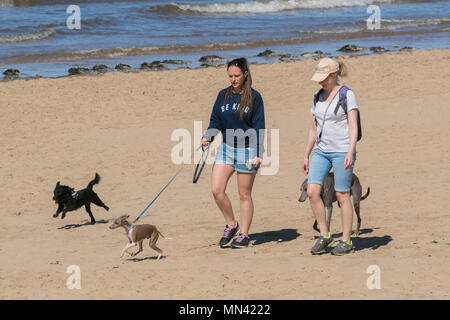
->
[128,145,209,230]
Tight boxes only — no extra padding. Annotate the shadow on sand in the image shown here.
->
[127,255,166,262]
[58,219,110,230]
[328,228,393,252]
[250,228,301,246]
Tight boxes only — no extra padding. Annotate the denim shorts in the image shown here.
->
[215,142,259,173]
[307,148,356,192]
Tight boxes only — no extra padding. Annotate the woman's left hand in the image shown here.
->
[251,157,262,168]
[344,151,354,170]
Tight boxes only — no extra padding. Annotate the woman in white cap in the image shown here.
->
[302,57,359,255]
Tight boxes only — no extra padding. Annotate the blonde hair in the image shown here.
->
[334,60,348,84]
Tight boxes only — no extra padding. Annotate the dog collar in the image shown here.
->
[71,191,79,198]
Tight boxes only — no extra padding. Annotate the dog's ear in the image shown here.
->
[126,215,130,219]
[56,181,60,187]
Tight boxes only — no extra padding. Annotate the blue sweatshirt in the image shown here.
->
[203,88,265,158]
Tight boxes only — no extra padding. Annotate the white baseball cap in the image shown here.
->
[311,58,339,82]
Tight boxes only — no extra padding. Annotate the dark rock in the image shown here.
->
[338,44,364,52]
[68,67,90,76]
[300,50,326,58]
[199,55,224,63]
[115,64,131,70]
[162,59,187,65]
[92,64,108,72]
[257,49,275,57]
[279,56,296,62]
[200,63,213,68]
[257,49,290,58]
[370,46,389,53]
[140,61,167,70]
[3,69,20,76]
[399,46,417,52]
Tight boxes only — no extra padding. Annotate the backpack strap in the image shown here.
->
[313,88,324,107]
[334,85,349,114]
[312,88,323,126]
[333,85,362,141]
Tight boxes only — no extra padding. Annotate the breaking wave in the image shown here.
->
[150,0,397,15]
[0,28,56,43]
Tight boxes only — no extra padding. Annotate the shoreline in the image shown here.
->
[0,44,431,81]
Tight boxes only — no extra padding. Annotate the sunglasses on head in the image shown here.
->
[227,58,247,70]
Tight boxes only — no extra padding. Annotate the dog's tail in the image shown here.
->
[361,187,370,201]
[158,231,173,240]
[87,173,100,190]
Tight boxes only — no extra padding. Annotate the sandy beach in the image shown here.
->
[1,49,449,300]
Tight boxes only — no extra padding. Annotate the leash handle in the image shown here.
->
[193,145,210,184]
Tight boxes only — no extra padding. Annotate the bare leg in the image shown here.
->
[307,184,329,236]
[211,163,237,228]
[336,191,353,242]
[236,172,256,236]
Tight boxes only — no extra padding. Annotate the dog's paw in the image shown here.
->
[105,206,109,211]
[52,214,58,218]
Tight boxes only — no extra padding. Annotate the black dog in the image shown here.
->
[52,173,109,224]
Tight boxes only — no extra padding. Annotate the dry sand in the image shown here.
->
[1,49,449,300]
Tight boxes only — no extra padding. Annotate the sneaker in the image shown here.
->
[231,233,250,249]
[331,240,355,256]
[310,233,334,255]
[219,222,240,248]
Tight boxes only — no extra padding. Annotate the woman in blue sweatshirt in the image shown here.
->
[201,57,265,249]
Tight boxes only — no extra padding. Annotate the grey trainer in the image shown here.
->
[310,234,334,255]
[331,240,355,256]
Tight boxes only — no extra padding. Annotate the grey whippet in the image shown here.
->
[299,172,370,235]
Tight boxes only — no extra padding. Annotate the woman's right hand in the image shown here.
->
[302,157,309,175]
[201,138,210,148]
